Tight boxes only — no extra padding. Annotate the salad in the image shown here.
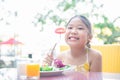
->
[40,65,70,71]
[40,59,70,71]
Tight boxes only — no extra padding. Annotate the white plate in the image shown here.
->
[40,70,64,77]
[40,66,75,77]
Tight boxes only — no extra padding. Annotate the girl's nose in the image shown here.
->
[71,28,77,34]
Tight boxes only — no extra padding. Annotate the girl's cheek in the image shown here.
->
[65,31,69,36]
[65,34,68,40]
[65,34,68,42]
[65,30,69,33]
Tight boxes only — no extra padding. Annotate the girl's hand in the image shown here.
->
[42,43,57,66]
[42,53,54,66]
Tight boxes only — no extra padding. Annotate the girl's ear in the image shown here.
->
[87,34,93,48]
[89,34,93,40]
[88,33,93,40]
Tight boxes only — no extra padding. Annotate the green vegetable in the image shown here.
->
[40,65,70,71]
[59,65,70,70]
[40,65,53,71]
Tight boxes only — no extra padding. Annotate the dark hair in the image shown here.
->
[66,15,92,48]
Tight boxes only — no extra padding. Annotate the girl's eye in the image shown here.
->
[78,27,84,30]
[67,26,73,29]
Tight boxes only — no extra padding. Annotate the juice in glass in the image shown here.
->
[26,63,40,79]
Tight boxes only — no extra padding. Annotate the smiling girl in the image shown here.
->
[43,15,102,72]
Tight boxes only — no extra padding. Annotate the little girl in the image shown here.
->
[43,15,102,72]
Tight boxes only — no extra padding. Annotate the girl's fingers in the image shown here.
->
[48,52,53,57]
[42,54,54,65]
[42,60,50,65]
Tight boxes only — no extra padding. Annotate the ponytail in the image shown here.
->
[86,41,91,48]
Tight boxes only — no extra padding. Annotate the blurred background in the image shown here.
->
[0,0,120,69]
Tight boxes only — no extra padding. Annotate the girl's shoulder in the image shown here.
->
[88,48,102,72]
[89,48,102,56]
[88,48,102,62]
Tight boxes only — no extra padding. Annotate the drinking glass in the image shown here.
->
[17,58,29,79]
[26,59,40,79]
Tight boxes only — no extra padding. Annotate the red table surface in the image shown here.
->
[40,71,102,80]
[0,68,120,80]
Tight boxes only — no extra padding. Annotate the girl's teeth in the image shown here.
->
[69,37,79,40]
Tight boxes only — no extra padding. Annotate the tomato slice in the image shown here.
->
[55,27,66,34]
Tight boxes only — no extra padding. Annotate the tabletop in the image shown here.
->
[0,68,120,80]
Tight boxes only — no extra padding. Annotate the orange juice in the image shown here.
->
[26,63,40,77]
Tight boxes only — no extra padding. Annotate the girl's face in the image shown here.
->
[65,17,91,47]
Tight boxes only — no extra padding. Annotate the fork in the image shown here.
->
[50,42,57,54]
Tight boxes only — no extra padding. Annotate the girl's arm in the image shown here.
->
[90,51,102,72]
